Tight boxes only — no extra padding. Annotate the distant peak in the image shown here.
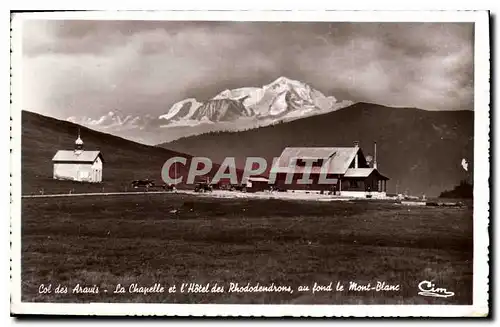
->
[272,76,295,84]
[265,76,309,89]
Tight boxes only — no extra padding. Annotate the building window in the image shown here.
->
[313,159,323,167]
[296,159,323,167]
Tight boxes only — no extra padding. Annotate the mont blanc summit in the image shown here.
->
[159,76,352,125]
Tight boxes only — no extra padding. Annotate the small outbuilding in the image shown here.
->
[52,132,104,183]
[244,176,270,193]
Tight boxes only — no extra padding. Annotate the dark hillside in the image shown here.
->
[21,111,232,194]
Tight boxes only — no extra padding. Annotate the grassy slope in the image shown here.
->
[22,193,473,304]
[21,111,234,194]
[162,103,474,196]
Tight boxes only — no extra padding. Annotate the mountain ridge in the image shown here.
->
[160,76,349,125]
[66,76,353,143]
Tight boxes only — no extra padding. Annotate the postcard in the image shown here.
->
[10,10,490,317]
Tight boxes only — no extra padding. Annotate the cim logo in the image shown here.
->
[417,280,455,298]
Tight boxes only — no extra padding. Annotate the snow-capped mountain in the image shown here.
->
[158,76,351,125]
[213,87,264,108]
[254,76,337,116]
[65,77,354,144]
[158,98,202,121]
[67,111,160,131]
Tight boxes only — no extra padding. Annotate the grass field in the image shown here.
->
[21,193,473,304]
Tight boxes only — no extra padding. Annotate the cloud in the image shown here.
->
[20,20,474,121]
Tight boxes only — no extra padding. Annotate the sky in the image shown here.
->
[21,20,474,120]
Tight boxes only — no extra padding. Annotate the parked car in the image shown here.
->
[162,184,176,191]
[194,182,213,193]
[131,179,155,189]
[230,184,247,192]
[270,185,287,192]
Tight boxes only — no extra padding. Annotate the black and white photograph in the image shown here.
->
[9,10,490,317]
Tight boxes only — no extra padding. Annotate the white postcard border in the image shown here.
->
[10,10,490,317]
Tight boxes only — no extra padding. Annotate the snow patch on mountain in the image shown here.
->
[268,91,288,116]
[213,87,264,111]
[159,98,202,121]
[68,111,160,131]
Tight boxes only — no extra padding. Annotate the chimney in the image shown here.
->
[373,141,377,169]
[354,141,359,168]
